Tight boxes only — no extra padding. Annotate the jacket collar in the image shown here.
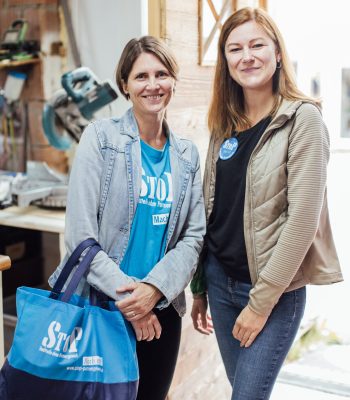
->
[119,107,187,154]
[267,98,320,132]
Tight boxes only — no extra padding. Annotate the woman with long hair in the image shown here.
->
[190,7,342,399]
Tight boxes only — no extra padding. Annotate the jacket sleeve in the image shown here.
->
[142,145,206,306]
[190,243,208,296]
[190,135,217,296]
[63,123,135,300]
[248,103,330,316]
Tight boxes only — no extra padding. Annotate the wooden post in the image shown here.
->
[232,0,238,12]
[148,0,166,39]
[0,255,11,364]
[259,0,268,10]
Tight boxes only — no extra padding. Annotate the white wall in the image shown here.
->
[269,0,350,149]
[70,0,148,116]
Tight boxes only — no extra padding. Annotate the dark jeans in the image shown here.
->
[136,305,181,400]
[205,252,306,400]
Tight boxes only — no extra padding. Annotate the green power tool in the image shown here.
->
[0,19,39,61]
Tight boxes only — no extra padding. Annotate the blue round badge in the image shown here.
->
[219,137,238,160]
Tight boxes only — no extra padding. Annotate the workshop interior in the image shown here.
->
[0,0,128,363]
[0,0,122,358]
[0,1,349,399]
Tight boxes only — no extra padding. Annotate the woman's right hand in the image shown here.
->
[130,311,162,341]
[191,295,213,335]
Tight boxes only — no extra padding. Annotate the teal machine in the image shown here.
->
[42,67,118,150]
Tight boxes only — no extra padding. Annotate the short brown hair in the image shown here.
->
[115,36,179,100]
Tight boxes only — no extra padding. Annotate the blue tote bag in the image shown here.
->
[0,238,138,400]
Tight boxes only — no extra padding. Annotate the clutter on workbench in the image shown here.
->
[0,161,68,209]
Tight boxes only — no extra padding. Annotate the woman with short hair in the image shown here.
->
[50,36,206,400]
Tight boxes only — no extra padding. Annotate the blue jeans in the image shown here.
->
[205,252,306,400]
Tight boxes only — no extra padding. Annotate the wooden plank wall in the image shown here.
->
[0,0,67,173]
[164,0,213,168]
[162,1,232,399]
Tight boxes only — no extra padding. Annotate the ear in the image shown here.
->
[122,79,129,97]
[276,50,281,63]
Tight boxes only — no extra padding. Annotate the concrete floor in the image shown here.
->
[271,382,350,400]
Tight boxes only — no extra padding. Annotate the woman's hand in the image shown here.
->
[116,282,163,321]
[232,305,268,348]
[191,295,213,335]
[131,311,162,341]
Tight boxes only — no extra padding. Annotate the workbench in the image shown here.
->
[0,205,65,364]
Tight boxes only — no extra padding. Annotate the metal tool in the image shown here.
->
[0,161,68,209]
[42,67,118,150]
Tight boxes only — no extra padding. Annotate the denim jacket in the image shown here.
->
[49,108,206,317]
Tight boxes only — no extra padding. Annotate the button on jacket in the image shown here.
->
[192,99,343,316]
[49,108,206,317]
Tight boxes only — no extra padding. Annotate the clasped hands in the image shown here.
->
[116,282,163,342]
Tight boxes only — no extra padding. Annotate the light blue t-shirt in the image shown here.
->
[120,139,172,279]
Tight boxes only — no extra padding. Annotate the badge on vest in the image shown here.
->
[219,137,238,160]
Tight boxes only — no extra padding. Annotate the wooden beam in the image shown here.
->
[148,0,166,39]
[232,0,238,12]
[199,0,203,64]
[203,0,231,58]
[0,255,11,272]
[259,0,268,10]
[207,0,220,22]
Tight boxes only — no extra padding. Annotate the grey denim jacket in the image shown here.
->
[49,108,206,317]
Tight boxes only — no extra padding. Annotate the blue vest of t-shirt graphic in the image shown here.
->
[120,139,172,279]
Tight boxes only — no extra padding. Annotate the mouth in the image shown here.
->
[142,94,164,100]
[242,67,260,73]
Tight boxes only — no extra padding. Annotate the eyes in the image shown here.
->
[228,43,265,53]
[134,70,170,80]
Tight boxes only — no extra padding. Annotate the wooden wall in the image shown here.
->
[0,0,67,172]
[162,1,232,399]
[164,0,213,166]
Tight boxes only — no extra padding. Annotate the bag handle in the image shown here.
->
[50,238,100,300]
[61,244,101,302]
[89,286,111,309]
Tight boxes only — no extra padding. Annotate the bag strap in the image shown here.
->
[89,286,111,309]
[61,244,101,302]
[50,238,99,299]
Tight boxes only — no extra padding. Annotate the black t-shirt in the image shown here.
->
[206,117,271,283]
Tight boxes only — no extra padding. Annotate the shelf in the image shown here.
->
[0,58,40,70]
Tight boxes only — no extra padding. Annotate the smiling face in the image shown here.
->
[122,52,175,118]
[225,20,280,94]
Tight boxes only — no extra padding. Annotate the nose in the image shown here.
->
[242,47,254,63]
[146,77,160,90]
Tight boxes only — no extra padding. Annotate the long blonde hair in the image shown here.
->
[208,7,319,138]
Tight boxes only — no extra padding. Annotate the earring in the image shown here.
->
[276,60,282,69]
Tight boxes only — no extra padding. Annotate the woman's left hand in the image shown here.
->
[116,282,163,321]
[232,306,268,348]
